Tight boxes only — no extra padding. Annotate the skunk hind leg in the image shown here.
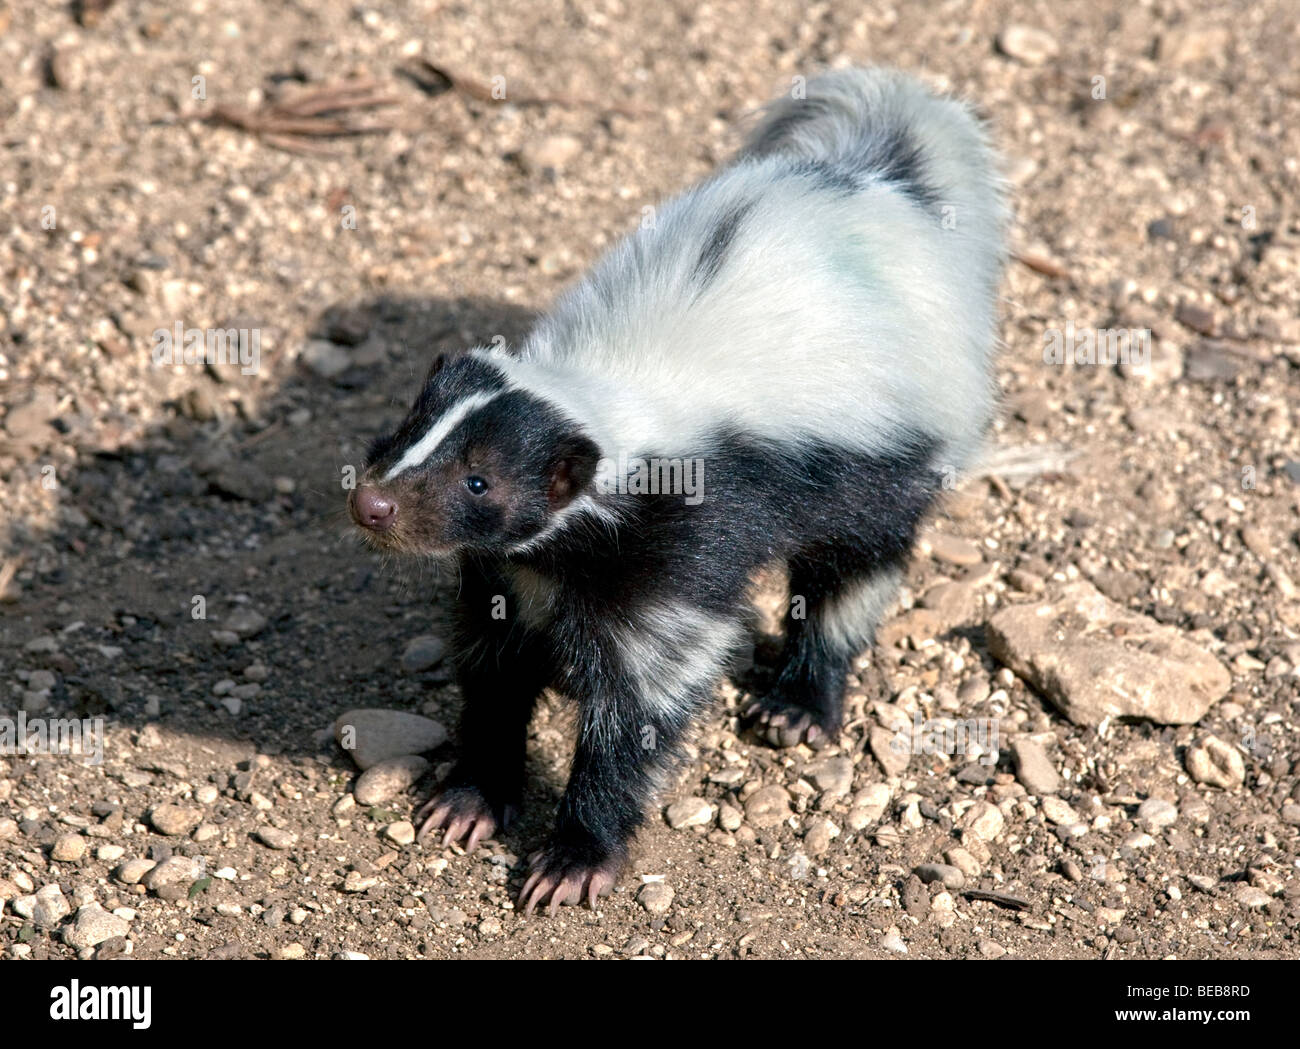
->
[745,553,904,749]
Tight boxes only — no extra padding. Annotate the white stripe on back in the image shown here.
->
[383,392,501,481]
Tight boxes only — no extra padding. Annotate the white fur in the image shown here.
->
[473,67,1005,474]
[818,564,903,653]
[503,492,623,557]
[609,601,743,726]
[384,391,500,481]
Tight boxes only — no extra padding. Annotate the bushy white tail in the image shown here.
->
[741,68,1006,270]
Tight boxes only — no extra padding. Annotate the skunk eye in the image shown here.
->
[464,476,489,496]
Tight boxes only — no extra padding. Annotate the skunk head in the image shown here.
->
[349,352,600,557]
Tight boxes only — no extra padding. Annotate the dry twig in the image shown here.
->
[1012,248,1071,280]
[210,79,403,154]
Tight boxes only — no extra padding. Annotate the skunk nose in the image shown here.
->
[352,487,398,532]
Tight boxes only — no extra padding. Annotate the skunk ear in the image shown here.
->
[424,352,447,381]
[547,433,600,511]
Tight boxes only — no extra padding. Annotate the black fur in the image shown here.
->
[854,124,940,211]
[435,427,940,878]
[744,96,938,211]
[352,335,947,910]
[745,97,834,157]
[359,378,599,554]
[693,200,755,290]
[439,555,554,817]
[365,355,508,467]
[347,68,999,912]
[789,159,862,196]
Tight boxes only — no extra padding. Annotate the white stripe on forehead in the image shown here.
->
[382,391,501,481]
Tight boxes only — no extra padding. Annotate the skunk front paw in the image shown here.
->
[518,839,625,916]
[416,784,516,852]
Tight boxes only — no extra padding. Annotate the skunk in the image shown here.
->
[348,67,1006,914]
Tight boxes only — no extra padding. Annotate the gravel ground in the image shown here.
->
[2,0,1299,960]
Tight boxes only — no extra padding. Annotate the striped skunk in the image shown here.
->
[348,68,1006,914]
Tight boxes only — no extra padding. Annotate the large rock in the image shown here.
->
[334,709,448,770]
[987,582,1230,726]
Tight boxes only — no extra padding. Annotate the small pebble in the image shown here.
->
[149,804,201,836]
[997,24,1059,65]
[1137,798,1178,830]
[1185,735,1245,789]
[354,755,430,806]
[1039,796,1080,826]
[944,847,982,879]
[115,858,157,885]
[334,708,448,770]
[881,927,908,954]
[802,816,839,856]
[665,797,713,829]
[224,607,267,638]
[401,636,447,673]
[744,785,792,828]
[519,134,583,174]
[1010,738,1060,795]
[1234,884,1271,910]
[637,881,674,915]
[142,856,200,901]
[50,833,86,862]
[914,862,965,890]
[256,827,298,850]
[803,756,854,797]
[960,801,1004,841]
[30,885,72,927]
